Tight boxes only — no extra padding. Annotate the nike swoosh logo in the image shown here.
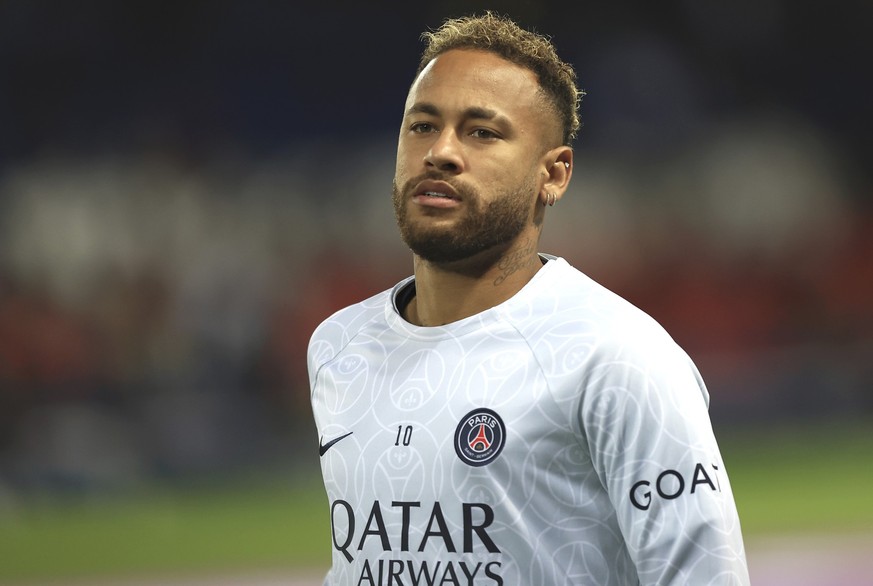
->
[319,431,353,457]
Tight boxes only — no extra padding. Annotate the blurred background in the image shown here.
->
[0,1,871,584]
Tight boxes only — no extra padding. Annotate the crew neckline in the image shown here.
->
[385,254,560,339]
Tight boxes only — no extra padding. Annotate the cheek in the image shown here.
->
[394,161,411,192]
[394,141,416,177]
[492,159,539,191]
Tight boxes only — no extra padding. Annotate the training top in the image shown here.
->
[308,255,749,586]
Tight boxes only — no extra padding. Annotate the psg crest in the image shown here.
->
[455,408,506,467]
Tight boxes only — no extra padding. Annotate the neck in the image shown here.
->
[403,237,543,327]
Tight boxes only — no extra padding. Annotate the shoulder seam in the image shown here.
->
[497,312,591,455]
[309,309,386,401]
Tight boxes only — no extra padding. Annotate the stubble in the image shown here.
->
[392,174,536,265]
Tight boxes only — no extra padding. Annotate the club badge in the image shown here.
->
[455,408,506,467]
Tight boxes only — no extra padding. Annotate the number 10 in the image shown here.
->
[395,425,413,446]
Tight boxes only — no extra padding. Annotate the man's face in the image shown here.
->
[393,49,556,264]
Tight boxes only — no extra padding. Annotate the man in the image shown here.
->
[308,12,749,585]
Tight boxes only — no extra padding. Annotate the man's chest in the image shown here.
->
[313,336,581,501]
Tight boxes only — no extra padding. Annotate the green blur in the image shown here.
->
[0,420,870,584]
[0,478,330,584]
[723,418,873,535]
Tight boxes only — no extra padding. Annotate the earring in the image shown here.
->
[548,192,556,206]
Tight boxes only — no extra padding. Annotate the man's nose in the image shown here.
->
[423,130,464,173]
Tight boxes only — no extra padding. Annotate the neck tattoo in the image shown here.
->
[493,240,537,286]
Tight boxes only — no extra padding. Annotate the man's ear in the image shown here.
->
[538,146,573,206]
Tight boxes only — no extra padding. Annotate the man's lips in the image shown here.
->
[412,180,461,207]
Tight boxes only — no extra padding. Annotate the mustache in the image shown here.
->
[399,172,475,199]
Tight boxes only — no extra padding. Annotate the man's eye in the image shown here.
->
[411,123,436,133]
[471,128,498,139]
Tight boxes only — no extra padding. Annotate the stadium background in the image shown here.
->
[0,1,871,584]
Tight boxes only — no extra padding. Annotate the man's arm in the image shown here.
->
[579,339,750,585]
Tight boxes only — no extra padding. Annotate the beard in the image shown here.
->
[392,173,536,264]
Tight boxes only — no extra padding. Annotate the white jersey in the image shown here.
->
[308,255,749,586]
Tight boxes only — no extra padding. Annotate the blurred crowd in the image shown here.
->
[0,1,870,495]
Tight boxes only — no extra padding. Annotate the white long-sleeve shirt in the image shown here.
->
[308,255,749,585]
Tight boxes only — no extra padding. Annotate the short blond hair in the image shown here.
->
[418,12,583,145]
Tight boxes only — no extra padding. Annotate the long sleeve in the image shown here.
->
[578,337,749,585]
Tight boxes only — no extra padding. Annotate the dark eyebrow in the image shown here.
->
[405,102,440,117]
[405,102,501,123]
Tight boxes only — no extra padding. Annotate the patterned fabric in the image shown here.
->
[308,255,749,585]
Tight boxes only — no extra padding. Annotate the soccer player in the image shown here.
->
[308,12,749,585]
